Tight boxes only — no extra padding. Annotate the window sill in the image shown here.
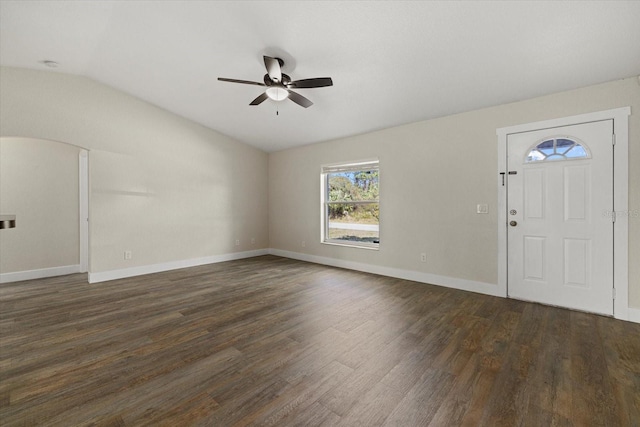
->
[322,240,380,250]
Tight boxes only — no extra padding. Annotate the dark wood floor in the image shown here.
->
[1,255,639,426]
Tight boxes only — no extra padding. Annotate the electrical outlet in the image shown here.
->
[301,241,306,248]
[235,239,240,246]
[124,250,132,260]
[251,237,255,245]
[420,253,427,263]
[477,204,489,214]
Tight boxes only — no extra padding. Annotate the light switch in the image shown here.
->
[477,204,489,214]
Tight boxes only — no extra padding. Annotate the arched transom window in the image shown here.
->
[525,137,590,163]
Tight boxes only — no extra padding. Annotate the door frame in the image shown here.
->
[497,107,630,320]
[79,149,89,273]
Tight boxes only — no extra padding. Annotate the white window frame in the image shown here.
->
[524,135,591,163]
[321,160,380,250]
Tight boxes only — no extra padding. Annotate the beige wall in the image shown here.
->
[1,66,637,309]
[0,137,80,273]
[0,66,269,274]
[269,76,640,308]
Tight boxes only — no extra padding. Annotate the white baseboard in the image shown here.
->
[0,264,82,284]
[268,249,640,324]
[6,250,637,325]
[88,249,269,283]
[268,249,502,297]
[628,308,640,324]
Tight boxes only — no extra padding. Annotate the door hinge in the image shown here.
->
[612,134,616,146]
[612,211,616,223]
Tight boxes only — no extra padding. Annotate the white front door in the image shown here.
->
[507,120,614,315]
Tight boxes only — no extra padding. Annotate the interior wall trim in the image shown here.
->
[268,249,502,297]
[0,264,82,284]
[87,249,269,283]
[628,308,640,324]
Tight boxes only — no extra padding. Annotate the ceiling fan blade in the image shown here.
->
[263,56,282,83]
[288,77,333,89]
[249,92,269,106]
[287,90,313,108]
[218,77,265,87]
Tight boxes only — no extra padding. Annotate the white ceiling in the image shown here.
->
[1,1,639,152]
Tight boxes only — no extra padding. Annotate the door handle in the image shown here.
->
[510,221,517,227]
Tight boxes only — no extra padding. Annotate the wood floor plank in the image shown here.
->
[568,311,622,426]
[232,360,353,427]
[335,379,405,426]
[1,255,639,426]
[427,307,522,426]
[382,367,456,426]
[597,316,640,426]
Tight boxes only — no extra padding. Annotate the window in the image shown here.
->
[525,137,590,163]
[322,160,379,249]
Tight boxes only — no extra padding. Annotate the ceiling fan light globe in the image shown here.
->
[265,86,289,101]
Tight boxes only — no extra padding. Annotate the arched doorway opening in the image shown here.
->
[0,137,89,283]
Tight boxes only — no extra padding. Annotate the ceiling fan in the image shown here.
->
[218,56,333,108]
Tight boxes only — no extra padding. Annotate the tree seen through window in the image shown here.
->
[324,163,379,246]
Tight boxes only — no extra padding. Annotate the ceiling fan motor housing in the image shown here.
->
[264,73,291,86]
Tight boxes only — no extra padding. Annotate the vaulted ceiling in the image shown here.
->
[1,1,639,152]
